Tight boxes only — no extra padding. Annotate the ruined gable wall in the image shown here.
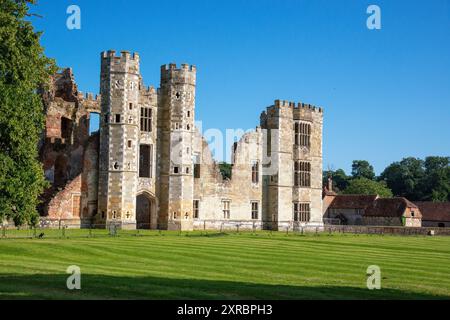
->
[193,128,263,222]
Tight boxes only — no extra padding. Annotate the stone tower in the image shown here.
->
[157,64,196,231]
[261,100,323,230]
[97,50,141,229]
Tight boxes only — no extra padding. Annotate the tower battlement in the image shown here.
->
[161,63,196,72]
[160,63,196,85]
[268,99,323,116]
[101,50,140,74]
[101,50,140,61]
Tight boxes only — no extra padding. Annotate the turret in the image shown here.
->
[157,63,197,231]
[97,50,141,229]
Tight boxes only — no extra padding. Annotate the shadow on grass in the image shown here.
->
[0,274,447,300]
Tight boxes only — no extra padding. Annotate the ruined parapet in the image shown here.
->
[139,84,157,107]
[79,92,101,113]
[141,85,156,95]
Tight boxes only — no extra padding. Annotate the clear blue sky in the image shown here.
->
[30,0,450,174]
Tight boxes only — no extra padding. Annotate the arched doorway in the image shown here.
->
[136,193,155,229]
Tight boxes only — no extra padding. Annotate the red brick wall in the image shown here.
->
[47,175,82,220]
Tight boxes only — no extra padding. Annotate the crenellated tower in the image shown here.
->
[261,100,323,230]
[157,63,197,231]
[97,50,141,229]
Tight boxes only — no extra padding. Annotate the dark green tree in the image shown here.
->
[219,162,232,180]
[0,0,56,226]
[323,168,350,193]
[343,178,393,198]
[380,157,425,200]
[351,160,375,180]
[421,156,450,202]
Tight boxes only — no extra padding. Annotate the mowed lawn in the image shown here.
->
[0,231,449,299]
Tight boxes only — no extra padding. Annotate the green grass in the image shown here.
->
[0,231,449,299]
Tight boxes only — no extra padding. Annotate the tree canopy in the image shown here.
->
[219,162,232,180]
[326,156,449,201]
[0,0,56,225]
[351,160,375,180]
[343,178,393,198]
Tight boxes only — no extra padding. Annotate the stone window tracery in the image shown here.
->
[294,161,311,187]
[294,202,310,222]
[140,107,152,132]
[295,122,311,147]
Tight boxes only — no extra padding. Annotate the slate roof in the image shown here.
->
[327,195,378,210]
[414,202,450,222]
[365,198,421,218]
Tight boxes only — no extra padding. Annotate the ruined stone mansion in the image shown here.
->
[39,51,324,231]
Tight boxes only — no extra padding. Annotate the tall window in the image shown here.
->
[193,200,199,219]
[251,161,259,184]
[61,117,72,140]
[294,203,310,222]
[194,154,201,178]
[139,144,153,178]
[251,201,259,220]
[294,161,311,187]
[295,122,311,147]
[140,107,152,132]
[222,200,230,219]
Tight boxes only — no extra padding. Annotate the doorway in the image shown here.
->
[136,193,155,229]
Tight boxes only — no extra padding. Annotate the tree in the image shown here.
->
[351,160,375,180]
[219,162,232,180]
[421,156,450,202]
[343,178,393,198]
[380,157,425,200]
[0,0,56,226]
[323,168,350,193]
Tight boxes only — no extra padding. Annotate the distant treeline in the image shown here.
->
[324,157,450,201]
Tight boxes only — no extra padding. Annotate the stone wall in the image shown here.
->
[362,216,422,227]
[422,220,449,228]
[325,208,364,225]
